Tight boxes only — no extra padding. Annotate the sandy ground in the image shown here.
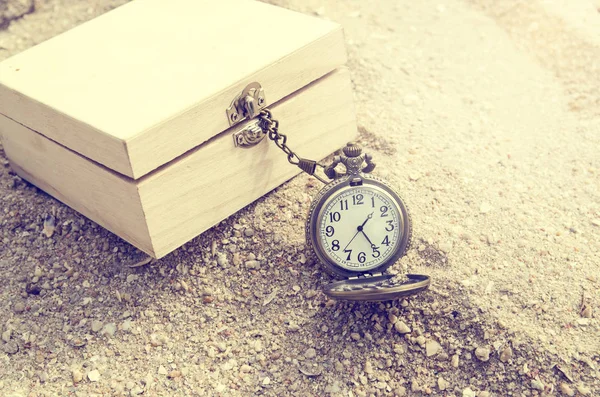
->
[0,0,599,396]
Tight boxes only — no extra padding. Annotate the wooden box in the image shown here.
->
[0,0,355,258]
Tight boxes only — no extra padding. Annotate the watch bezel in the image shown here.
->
[306,174,412,278]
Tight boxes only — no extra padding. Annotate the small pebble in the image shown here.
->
[245,260,260,269]
[244,228,255,237]
[394,321,411,334]
[499,346,513,362]
[91,320,103,333]
[531,379,544,390]
[305,348,317,359]
[167,370,182,379]
[87,369,101,382]
[462,387,476,397]
[475,347,490,362]
[581,306,592,318]
[426,340,442,357]
[559,383,574,396]
[2,329,11,343]
[576,384,591,395]
[350,333,361,341]
[2,341,18,354]
[437,377,448,391]
[451,354,459,368]
[411,379,420,392]
[72,369,83,383]
[13,302,25,314]
[101,323,117,337]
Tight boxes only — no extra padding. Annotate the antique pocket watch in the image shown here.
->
[257,110,430,301]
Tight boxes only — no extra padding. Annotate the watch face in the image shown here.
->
[313,181,408,273]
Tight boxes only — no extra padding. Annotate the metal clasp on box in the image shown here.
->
[226,82,266,127]
[233,121,266,148]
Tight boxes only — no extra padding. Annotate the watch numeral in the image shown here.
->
[325,226,335,237]
[372,247,381,258]
[331,240,340,251]
[358,252,366,263]
[340,200,348,211]
[344,249,352,261]
[380,206,389,217]
[385,220,394,232]
[382,236,390,246]
[371,197,375,208]
[329,212,341,222]
[352,194,364,206]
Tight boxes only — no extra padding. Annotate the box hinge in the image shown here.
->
[226,82,266,127]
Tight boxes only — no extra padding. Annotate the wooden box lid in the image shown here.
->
[0,0,346,179]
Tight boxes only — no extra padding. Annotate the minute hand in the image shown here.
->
[360,230,376,248]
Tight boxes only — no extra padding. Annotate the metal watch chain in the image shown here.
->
[258,109,329,184]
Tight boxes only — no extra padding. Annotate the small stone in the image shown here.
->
[72,369,83,383]
[350,332,361,341]
[531,379,544,390]
[245,260,260,269]
[157,366,168,375]
[559,383,574,396]
[262,377,271,385]
[130,386,144,395]
[396,386,407,396]
[216,254,228,267]
[499,346,513,362]
[415,335,426,347]
[364,361,373,374]
[411,379,420,392]
[91,320,103,333]
[581,306,592,318]
[2,341,18,354]
[437,377,448,391]
[240,365,253,373]
[2,329,11,343]
[462,387,476,397]
[167,370,182,379]
[43,215,56,238]
[426,340,442,357]
[325,381,341,393]
[87,369,101,382]
[101,323,117,337]
[244,228,255,237]
[305,348,317,359]
[576,384,591,395]
[34,267,43,278]
[479,392,490,397]
[451,354,459,368]
[475,347,490,362]
[409,173,421,181]
[394,321,411,334]
[13,302,25,314]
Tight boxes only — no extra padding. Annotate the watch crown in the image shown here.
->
[343,142,362,158]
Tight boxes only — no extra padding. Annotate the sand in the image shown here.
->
[0,0,598,396]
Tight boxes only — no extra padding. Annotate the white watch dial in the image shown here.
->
[317,186,401,271]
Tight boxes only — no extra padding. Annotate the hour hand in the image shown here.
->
[358,212,374,230]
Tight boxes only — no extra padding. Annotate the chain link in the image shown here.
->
[258,109,328,184]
